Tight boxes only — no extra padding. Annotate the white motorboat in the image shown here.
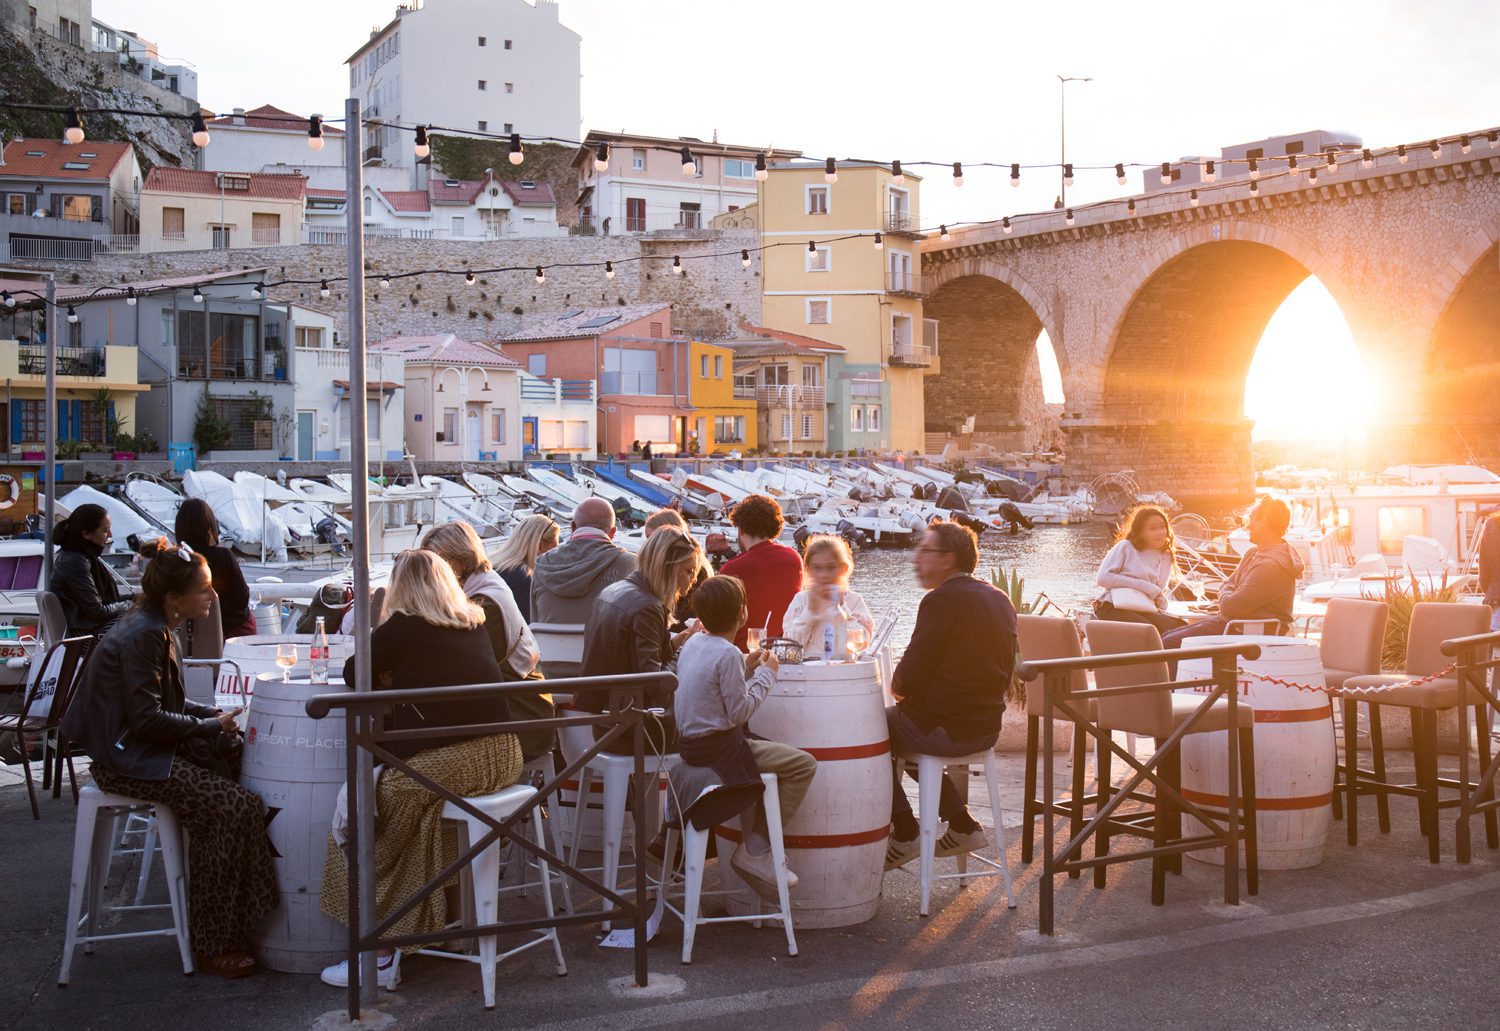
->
[49,485,160,554]
[184,470,291,562]
[123,473,188,539]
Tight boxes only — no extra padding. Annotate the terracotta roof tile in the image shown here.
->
[732,323,845,355]
[0,138,134,181]
[206,104,345,135]
[496,303,673,342]
[143,167,307,201]
[428,179,485,205]
[499,179,556,206]
[377,189,430,212]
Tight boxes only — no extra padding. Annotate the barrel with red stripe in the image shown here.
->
[717,660,892,928]
[1177,635,1334,870]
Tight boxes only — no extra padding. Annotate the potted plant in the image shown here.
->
[112,431,137,461]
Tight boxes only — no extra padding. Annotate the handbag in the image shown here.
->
[1108,587,1159,614]
[178,729,244,780]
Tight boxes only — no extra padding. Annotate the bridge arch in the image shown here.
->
[1422,221,1500,466]
[922,258,1063,449]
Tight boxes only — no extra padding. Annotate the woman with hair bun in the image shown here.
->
[49,502,131,637]
[60,539,277,979]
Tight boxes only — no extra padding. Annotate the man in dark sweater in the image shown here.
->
[886,521,1017,869]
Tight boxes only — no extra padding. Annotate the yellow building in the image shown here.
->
[728,325,842,455]
[758,162,937,454]
[139,168,307,251]
[688,340,757,454]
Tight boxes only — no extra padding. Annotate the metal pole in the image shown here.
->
[41,274,56,586]
[1058,76,1066,208]
[343,96,377,1013]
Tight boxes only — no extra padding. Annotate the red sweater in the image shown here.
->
[719,540,804,651]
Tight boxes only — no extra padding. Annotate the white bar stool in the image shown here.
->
[419,784,566,1009]
[895,751,1017,916]
[503,751,574,914]
[59,785,193,985]
[652,773,798,964]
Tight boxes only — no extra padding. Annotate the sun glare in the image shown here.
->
[1035,332,1065,404]
[1244,278,1372,442]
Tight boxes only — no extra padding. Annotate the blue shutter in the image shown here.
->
[10,403,21,446]
[57,401,68,440]
[69,400,83,441]
[107,401,117,445]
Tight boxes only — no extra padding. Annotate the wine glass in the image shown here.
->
[275,642,297,682]
[847,622,871,657]
[746,626,764,653]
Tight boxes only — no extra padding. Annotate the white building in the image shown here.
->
[519,371,595,458]
[346,0,581,173]
[200,104,346,176]
[304,175,564,241]
[7,1,90,46]
[90,17,198,100]
[573,130,800,235]
[292,319,407,463]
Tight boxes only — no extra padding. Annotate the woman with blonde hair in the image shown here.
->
[489,514,559,623]
[319,549,520,992]
[578,528,704,752]
[782,534,876,651]
[422,520,551,761]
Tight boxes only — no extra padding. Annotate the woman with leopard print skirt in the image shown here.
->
[62,540,278,979]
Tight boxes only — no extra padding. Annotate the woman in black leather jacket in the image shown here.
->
[578,528,703,752]
[60,540,277,979]
[49,503,131,637]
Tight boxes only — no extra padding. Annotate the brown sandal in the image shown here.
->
[196,951,257,979]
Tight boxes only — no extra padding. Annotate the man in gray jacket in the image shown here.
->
[532,497,636,672]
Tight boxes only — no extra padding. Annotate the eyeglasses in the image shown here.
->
[914,546,952,555]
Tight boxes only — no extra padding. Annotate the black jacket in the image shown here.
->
[60,606,221,781]
[51,543,131,638]
[577,571,676,714]
[200,544,254,637]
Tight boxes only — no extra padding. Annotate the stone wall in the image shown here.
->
[1065,419,1255,502]
[37,229,763,342]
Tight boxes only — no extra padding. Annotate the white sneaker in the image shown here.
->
[321,951,400,991]
[731,843,799,890]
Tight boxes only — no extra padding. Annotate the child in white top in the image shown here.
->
[782,535,876,652]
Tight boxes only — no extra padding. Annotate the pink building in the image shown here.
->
[495,302,698,455]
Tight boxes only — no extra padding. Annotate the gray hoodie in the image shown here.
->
[530,533,637,625]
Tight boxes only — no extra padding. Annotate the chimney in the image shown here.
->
[232,107,246,126]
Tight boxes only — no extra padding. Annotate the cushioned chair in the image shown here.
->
[1318,599,1389,826]
[1017,615,1094,870]
[1337,602,1496,862]
[36,590,67,648]
[1084,620,1259,903]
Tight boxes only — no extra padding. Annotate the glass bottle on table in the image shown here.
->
[832,590,851,660]
[309,616,330,685]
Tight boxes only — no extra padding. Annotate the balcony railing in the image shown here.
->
[18,345,105,377]
[886,211,919,234]
[885,271,926,297]
[250,228,284,245]
[3,237,95,262]
[889,342,937,367]
[521,377,595,403]
[737,384,825,406]
[600,371,660,396]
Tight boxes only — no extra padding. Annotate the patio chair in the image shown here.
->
[1017,615,1094,871]
[1318,599,1388,825]
[0,636,93,819]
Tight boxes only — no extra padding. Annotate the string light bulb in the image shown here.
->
[1397,144,1408,164]
[190,112,210,148]
[1159,162,1171,185]
[1126,198,1136,215]
[1489,131,1499,150]
[952,161,964,187]
[1065,208,1075,226]
[680,146,695,176]
[319,280,330,299]
[1248,157,1260,179]
[1190,189,1199,207]
[605,261,615,280]
[378,274,390,289]
[1308,165,1318,184]
[938,224,950,241]
[125,286,137,306]
[1460,135,1473,154]
[414,125,430,159]
[465,271,476,285]
[1249,179,1259,195]
[251,283,263,299]
[66,305,78,323]
[740,249,751,269]
[1,291,12,307]
[1361,148,1374,168]
[1203,159,1216,183]
[1325,151,1337,175]
[1429,139,1441,158]
[873,231,883,250]
[891,159,904,185]
[1287,154,1299,176]
[1115,163,1126,186]
[1010,163,1020,187]
[1062,163,1074,187]
[307,115,324,151]
[509,133,525,165]
[192,286,204,303]
[754,152,768,181]
[535,266,545,284]
[594,141,610,172]
[807,240,817,253]
[672,255,685,275]
[63,106,84,144]
[824,157,838,184]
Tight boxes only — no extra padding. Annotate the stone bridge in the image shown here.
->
[920,138,1500,499]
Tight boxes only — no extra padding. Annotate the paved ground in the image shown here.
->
[4,742,1499,1031]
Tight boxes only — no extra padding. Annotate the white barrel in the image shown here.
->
[1177,635,1334,870]
[251,603,283,635]
[240,673,351,972]
[717,660,892,928]
[220,634,355,705]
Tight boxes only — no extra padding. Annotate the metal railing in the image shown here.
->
[1016,641,1260,935]
[4,237,95,262]
[521,377,595,402]
[889,341,936,367]
[18,345,105,377]
[306,672,666,1019]
[885,271,926,297]
[886,211,918,233]
[735,384,825,406]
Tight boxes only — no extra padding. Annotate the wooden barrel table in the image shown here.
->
[1177,635,1334,869]
[221,633,354,708]
[717,659,892,928]
[240,673,350,972]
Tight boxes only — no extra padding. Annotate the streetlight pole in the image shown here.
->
[41,273,56,587]
[1057,75,1092,208]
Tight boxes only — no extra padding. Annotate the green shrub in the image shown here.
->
[1378,572,1461,671]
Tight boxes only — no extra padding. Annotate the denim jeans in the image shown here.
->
[886,704,997,840]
